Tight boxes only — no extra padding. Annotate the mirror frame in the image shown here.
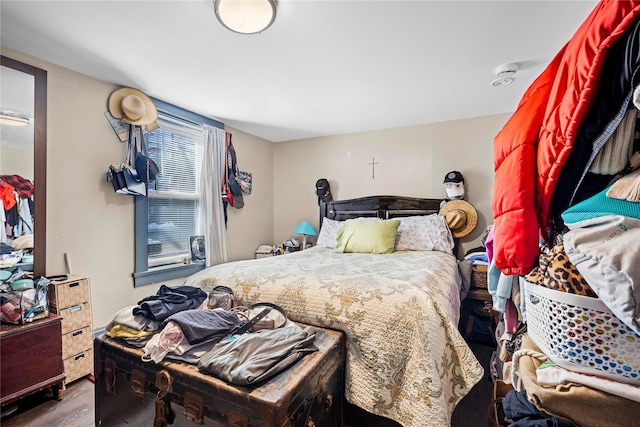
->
[1,55,47,277]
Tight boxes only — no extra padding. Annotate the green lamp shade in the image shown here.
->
[293,221,318,236]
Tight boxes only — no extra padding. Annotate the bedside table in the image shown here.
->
[460,267,497,344]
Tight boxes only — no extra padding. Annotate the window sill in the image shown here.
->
[133,261,206,287]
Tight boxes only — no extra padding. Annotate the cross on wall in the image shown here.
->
[368,157,379,179]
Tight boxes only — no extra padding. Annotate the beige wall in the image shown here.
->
[2,48,274,328]
[0,145,34,178]
[273,114,509,257]
[224,126,274,262]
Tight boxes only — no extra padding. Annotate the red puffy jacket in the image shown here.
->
[492,0,640,275]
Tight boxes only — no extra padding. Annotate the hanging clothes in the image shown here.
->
[550,18,640,230]
[1,175,35,239]
[492,1,640,275]
[0,180,17,211]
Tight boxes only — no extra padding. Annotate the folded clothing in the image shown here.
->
[515,335,640,427]
[536,359,640,403]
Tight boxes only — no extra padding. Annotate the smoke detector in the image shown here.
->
[490,63,519,87]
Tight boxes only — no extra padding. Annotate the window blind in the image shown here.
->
[145,114,204,266]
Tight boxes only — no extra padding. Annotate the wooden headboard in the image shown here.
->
[319,195,443,229]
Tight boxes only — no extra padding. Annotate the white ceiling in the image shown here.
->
[0,0,598,143]
[0,66,34,149]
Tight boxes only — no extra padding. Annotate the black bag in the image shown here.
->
[106,124,147,196]
[107,163,128,192]
[108,163,146,196]
[131,125,160,185]
[227,172,243,197]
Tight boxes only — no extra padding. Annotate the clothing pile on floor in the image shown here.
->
[105,284,318,385]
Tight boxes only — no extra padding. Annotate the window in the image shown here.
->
[147,121,202,266]
[133,99,223,287]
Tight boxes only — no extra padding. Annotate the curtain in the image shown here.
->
[200,125,228,267]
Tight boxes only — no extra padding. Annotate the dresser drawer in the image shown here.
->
[49,277,90,310]
[62,326,92,359]
[63,349,93,384]
[54,303,92,335]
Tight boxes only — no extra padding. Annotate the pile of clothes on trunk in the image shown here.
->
[105,284,318,385]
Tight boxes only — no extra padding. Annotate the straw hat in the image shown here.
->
[108,87,158,125]
[439,200,478,238]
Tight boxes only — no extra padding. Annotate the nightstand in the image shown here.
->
[459,267,497,345]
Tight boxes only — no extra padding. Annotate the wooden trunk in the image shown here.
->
[0,315,65,406]
[94,326,344,427]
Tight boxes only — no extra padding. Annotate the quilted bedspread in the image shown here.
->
[184,247,483,427]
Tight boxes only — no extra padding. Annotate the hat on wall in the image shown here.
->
[315,178,333,205]
[439,199,478,238]
[108,87,158,125]
[443,171,464,183]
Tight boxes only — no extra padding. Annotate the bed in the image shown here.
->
[184,195,484,427]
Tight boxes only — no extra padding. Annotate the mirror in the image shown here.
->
[0,56,47,277]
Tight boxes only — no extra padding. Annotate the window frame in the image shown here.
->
[133,98,224,287]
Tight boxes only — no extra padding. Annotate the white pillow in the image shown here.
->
[395,214,454,253]
[315,218,344,248]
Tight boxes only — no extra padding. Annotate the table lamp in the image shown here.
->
[292,221,318,250]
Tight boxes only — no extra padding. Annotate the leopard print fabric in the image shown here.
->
[525,244,598,298]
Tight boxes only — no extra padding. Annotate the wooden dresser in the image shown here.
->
[48,274,94,384]
[0,315,66,406]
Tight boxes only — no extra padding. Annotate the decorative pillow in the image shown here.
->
[316,217,378,248]
[315,218,344,248]
[335,219,401,254]
[395,214,455,253]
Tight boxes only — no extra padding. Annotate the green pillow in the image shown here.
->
[335,219,401,254]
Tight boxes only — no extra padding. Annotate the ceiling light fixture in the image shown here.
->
[490,63,519,87]
[214,0,277,34]
[0,112,30,127]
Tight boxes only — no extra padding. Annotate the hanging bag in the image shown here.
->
[226,134,244,208]
[106,125,146,196]
[222,132,234,207]
[238,170,252,194]
[132,124,160,186]
[107,163,146,196]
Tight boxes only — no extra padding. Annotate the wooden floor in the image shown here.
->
[0,344,493,427]
[451,342,494,427]
[0,378,95,427]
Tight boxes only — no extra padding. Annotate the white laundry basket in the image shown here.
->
[524,280,640,385]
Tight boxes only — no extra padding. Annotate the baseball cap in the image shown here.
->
[443,171,464,183]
